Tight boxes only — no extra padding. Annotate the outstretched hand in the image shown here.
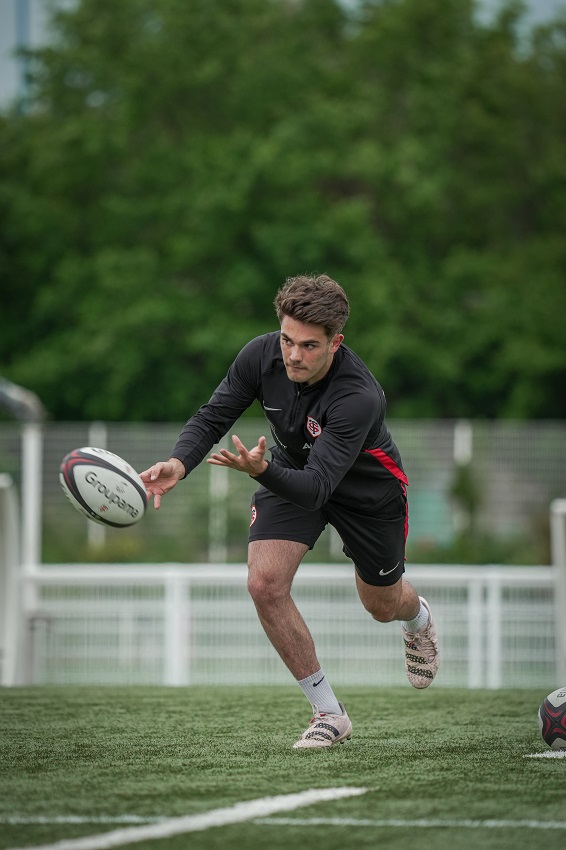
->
[207,435,268,477]
[139,458,185,509]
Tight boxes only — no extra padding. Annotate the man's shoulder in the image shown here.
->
[336,344,379,385]
[238,331,279,357]
[234,332,282,376]
[330,345,385,411]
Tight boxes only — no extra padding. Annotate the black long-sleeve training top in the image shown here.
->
[170,332,408,513]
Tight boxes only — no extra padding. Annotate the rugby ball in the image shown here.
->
[59,447,147,527]
[538,687,566,750]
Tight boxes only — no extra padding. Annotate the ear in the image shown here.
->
[330,334,344,354]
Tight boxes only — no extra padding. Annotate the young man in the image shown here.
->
[141,274,439,748]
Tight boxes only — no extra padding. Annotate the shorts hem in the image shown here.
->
[248,532,315,549]
[354,563,406,587]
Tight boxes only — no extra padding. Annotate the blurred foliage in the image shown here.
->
[407,527,550,566]
[0,0,565,421]
[449,461,483,530]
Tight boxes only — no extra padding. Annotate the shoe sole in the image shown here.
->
[293,734,352,750]
[293,726,353,749]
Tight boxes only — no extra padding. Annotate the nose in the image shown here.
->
[289,346,302,363]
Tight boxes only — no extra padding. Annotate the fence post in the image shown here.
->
[467,578,484,688]
[0,475,21,685]
[163,571,188,686]
[486,572,502,689]
[21,421,43,569]
[550,499,566,683]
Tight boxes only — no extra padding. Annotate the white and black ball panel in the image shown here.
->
[60,447,147,527]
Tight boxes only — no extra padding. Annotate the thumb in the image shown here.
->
[149,462,165,481]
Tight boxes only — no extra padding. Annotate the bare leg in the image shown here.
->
[354,573,439,689]
[355,572,420,622]
[247,539,320,680]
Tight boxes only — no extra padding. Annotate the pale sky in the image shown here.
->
[1,0,565,109]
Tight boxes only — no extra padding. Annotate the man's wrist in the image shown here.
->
[250,460,268,478]
[168,457,186,479]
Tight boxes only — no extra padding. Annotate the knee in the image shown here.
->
[356,573,403,623]
[360,593,397,623]
[364,600,398,623]
[247,568,287,609]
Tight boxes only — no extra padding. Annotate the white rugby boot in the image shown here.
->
[403,597,439,688]
[293,703,352,749]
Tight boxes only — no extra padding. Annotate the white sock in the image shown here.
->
[298,668,342,715]
[402,598,430,633]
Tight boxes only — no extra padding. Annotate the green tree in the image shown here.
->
[1,0,349,419]
[0,0,564,421]
[338,0,566,417]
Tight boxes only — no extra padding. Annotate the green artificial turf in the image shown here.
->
[0,686,563,850]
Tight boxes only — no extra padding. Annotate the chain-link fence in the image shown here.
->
[0,419,564,565]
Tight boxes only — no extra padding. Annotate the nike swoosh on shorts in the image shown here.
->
[379,561,400,576]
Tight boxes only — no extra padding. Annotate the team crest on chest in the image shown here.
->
[306,416,322,438]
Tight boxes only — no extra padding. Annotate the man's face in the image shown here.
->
[279,316,343,385]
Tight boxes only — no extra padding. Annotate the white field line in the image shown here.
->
[4,818,162,825]
[255,817,566,831]
[5,787,367,850]
[524,751,566,758]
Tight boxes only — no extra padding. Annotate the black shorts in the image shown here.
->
[248,484,408,586]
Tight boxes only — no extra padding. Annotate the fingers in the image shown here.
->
[233,434,266,457]
[142,484,162,509]
[139,461,179,510]
[231,434,246,454]
[207,438,247,470]
[150,462,168,481]
[207,452,227,464]
[140,462,166,483]
[207,449,240,468]
[207,435,267,479]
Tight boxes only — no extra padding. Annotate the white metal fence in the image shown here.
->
[7,562,559,689]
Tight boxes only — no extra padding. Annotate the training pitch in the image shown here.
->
[1,686,564,850]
